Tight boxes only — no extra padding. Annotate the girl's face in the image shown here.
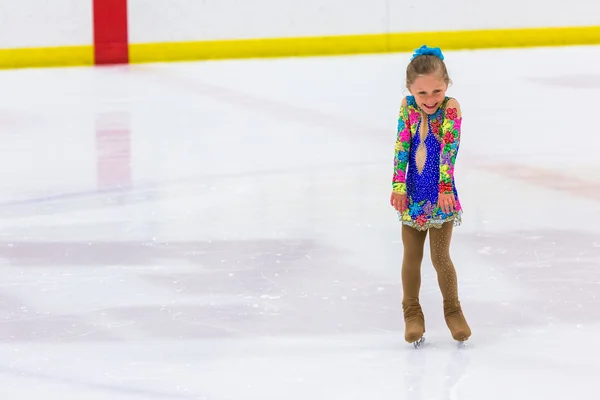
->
[408,73,448,114]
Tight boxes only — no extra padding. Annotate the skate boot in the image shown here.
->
[443,300,471,344]
[403,299,425,348]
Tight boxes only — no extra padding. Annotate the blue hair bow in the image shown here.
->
[411,45,444,61]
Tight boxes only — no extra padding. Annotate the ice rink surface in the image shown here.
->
[0,45,599,399]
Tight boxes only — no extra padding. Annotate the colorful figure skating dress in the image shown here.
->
[392,95,462,231]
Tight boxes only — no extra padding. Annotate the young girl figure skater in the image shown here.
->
[390,45,471,347]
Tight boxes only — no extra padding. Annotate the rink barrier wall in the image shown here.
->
[0,0,125,69]
[1,25,600,69]
[129,25,600,63]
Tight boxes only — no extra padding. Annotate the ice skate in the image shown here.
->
[444,300,471,344]
[403,299,425,348]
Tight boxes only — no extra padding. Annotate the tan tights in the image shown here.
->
[401,221,458,304]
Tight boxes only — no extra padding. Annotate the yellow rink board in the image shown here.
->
[130,25,600,63]
[1,26,599,69]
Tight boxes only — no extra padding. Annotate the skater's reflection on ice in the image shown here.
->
[402,345,470,399]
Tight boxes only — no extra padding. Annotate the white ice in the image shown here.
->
[0,45,599,399]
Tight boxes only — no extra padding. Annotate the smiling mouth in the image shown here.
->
[423,103,437,109]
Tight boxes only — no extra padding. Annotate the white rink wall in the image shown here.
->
[0,0,598,50]
[0,0,93,48]
[128,0,389,43]
[128,0,600,43]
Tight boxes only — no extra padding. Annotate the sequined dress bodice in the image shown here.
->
[407,110,447,206]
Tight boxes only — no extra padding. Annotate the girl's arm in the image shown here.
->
[392,97,412,195]
[438,98,462,194]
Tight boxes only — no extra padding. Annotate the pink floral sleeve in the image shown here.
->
[438,99,462,194]
[392,98,411,195]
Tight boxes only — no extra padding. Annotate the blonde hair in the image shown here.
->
[406,54,451,89]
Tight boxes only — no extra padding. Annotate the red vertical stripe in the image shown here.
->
[93,0,129,65]
[96,112,132,190]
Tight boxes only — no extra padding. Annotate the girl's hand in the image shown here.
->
[438,193,456,214]
[390,192,407,213]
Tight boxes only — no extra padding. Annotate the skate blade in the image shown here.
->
[456,340,468,349]
[412,336,425,349]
